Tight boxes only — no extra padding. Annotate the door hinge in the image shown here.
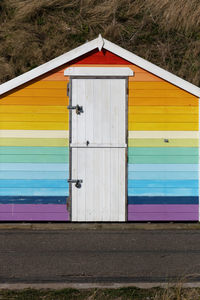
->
[67,83,70,97]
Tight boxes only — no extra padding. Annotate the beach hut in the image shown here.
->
[0,35,200,222]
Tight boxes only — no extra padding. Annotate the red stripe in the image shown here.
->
[72,49,130,64]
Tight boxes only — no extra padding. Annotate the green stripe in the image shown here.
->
[128,156,198,164]
[0,138,69,147]
[128,139,198,147]
[128,147,198,156]
[0,147,69,155]
[0,155,68,163]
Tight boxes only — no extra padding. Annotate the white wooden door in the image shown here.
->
[69,76,127,222]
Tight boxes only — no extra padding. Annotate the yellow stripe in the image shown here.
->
[129,106,198,114]
[128,90,196,98]
[129,123,198,131]
[128,114,198,123]
[0,106,68,114]
[0,113,68,122]
[7,89,66,98]
[128,82,197,94]
[0,138,69,147]
[0,122,68,130]
[26,81,68,89]
[128,138,198,147]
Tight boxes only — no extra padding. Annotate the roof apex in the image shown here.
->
[0,36,200,97]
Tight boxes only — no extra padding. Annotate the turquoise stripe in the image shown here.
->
[0,171,69,180]
[0,188,69,196]
[128,164,199,172]
[128,147,198,156]
[0,147,69,155]
[128,187,198,196]
[0,155,68,163]
[128,156,198,164]
[128,171,198,180]
[0,163,69,172]
[128,180,198,188]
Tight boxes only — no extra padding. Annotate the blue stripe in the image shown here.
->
[0,163,69,172]
[0,180,68,188]
[0,196,67,204]
[128,171,198,180]
[0,188,69,196]
[128,187,198,196]
[128,180,198,188]
[128,164,199,172]
[0,171,69,180]
[128,196,199,205]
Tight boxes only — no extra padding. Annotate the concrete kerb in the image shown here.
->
[0,222,200,230]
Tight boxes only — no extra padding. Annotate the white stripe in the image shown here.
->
[0,130,69,138]
[128,131,198,139]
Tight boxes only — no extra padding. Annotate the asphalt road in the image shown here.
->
[1,229,200,284]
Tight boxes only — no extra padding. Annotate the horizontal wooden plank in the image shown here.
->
[0,188,68,196]
[0,146,69,155]
[129,123,198,131]
[128,212,198,221]
[0,212,69,221]
[0,113,68,122]
[0,155,68,163]
[0,171,69,180]
[128,204,198,212]
[27,81,68,89]
[128,98,198,106]
[128,196,198,204]
[0,105,68,114]
[128,138,198,147]
[128,155,198,164]
[0,130,69,138]
[0,97,68,106]
[0,163,68,171]
[0,196,67,204]
[0,122,68,130]
[128,179,198,188]
[131,187,198,196]
[128,89,195,98]
[7,89,67,98]
[129,106,198,114]
[128,171,198,180]
[128,131,199,139]
[0,138,69,147]
[128,147,198,156]
[128,82,190,91]
[128,114,198,123]
[128,164,198,172]
[0,204,68,213]
[0,179,68,188]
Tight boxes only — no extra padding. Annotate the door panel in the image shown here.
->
[71,148,126,221]
[71,79,126,147]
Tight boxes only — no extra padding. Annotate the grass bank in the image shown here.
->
[0,0,199,86]
[1,287,200,300]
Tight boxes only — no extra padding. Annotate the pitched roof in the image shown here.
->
[0,35,200,97]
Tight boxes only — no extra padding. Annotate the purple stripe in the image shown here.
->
[128,205,198,221]
[0,205,69,221]
[128,204,198,213]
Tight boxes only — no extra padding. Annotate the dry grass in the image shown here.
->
[0,0,199,85]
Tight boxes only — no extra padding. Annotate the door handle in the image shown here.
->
[67,105,83,115]
[68,179,83,188]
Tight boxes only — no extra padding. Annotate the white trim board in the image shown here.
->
[64,67,133,76]
[0,35,200,97]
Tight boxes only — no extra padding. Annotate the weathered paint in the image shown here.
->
[0,48,199,221]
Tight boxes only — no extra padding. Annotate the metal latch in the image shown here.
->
[67,105,83,115]
[68,179,83,188]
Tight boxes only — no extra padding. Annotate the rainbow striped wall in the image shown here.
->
[0,49,199,221]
